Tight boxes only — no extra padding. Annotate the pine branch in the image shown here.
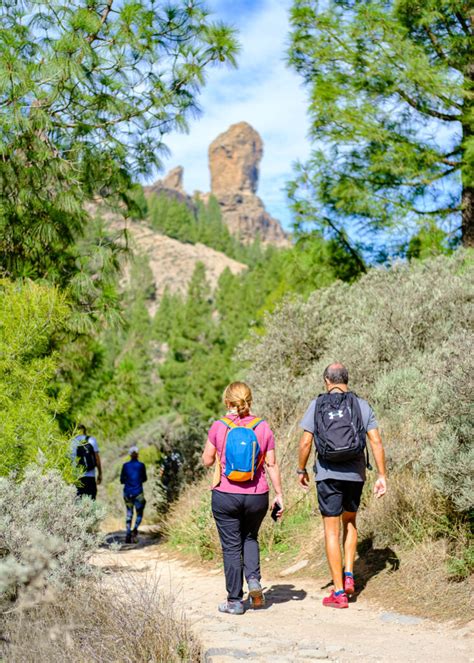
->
[321,216,367,273]
[86,0,114,44]
[396,88,460,122]
[454,12,471,36]
[424,26,448,62]
[441,158,462,167]
[413,206,461,216]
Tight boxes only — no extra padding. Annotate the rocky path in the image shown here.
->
[93,533,472,663]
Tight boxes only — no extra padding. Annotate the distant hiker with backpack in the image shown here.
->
[71,424,102,500]
[120,446,147,544]
[202,381,284,615]
[297,363,387,609]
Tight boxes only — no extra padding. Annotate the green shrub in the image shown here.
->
[0,467,104,603]
[0,279,72,478]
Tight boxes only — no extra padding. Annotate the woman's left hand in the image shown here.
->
[271,494,284,519]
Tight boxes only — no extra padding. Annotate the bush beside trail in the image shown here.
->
[2,573,200,663]
[166,251,473,621]
[0,467,200,662]
[0,280,72,478]
[0,468,104,603]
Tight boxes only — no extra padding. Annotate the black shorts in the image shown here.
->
[316,479,364,517]
[77,476,97,500]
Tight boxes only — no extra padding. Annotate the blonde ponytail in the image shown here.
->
[223,381,252,417]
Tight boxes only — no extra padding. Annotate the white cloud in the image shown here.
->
[148,0,311,229]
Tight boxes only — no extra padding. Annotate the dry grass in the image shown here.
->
[1,572,200,663]
[166,476,220,561]
[358,539,473,622]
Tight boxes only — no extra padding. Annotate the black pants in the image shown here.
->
[77,476,97,500]
[211,490,269,602]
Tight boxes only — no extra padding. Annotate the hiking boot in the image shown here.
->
[344,574,355,596]
[247,578,265,609]
[218,601,245,615]
[125,533,132,544]
[131,529,138,543]
[322,590,348,609]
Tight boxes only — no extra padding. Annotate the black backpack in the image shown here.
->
[76,437,97,472]
[314,390,371,467]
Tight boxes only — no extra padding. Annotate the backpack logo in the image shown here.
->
[219,417,263,482]
[328,410,344,420]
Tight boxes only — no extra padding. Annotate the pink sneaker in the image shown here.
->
[344,574,355,595]
[322,590,348,609]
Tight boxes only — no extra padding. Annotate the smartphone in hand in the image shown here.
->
[271,502,282,522]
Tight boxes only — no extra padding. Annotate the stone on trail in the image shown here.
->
[326,644,345,653]
[204,647,257,661]
[279,559,309,576]
[297,641,329,660]
[380,611,424,625]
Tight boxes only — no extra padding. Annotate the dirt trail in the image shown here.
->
[93,532,473,663]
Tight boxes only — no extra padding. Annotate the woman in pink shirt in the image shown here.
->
[202,381,284,614]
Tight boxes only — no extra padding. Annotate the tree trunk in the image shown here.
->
[462,46,474,247]
[462,183,474,247]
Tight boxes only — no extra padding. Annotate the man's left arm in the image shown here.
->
[95,453,102,485]
[142,464,147,483]
[91,437,102,485]
[367,428,387,497]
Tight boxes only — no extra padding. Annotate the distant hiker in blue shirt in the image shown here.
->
[71,424,102,500]
[120,446,147,544]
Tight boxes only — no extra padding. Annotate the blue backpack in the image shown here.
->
[220,417,264,482]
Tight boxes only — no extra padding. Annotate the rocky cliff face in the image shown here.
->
[209,122,288,246]
[145,121,288,246]
[143,165,195,210]
[209,122,263,196]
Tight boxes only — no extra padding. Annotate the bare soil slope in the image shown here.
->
[108,215,247,315]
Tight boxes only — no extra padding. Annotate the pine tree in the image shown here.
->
[287,0,474,251]
[153,287,182,342]
[0,1,238,281]
[159,263,218,416]
[149,194,197,242]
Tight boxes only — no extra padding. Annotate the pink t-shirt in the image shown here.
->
[208,413,275,494]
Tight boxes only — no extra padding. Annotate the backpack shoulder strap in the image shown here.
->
[220,417,237,429]
[245,418,265,471]
[347,392,362,418]
[347,393,372,470]
[245,417,263,430]
[76,435,89,449]
[314,393,326,414]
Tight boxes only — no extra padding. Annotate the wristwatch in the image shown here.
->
[296,468,308,475]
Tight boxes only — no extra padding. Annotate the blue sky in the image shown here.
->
[151,0,311,231]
